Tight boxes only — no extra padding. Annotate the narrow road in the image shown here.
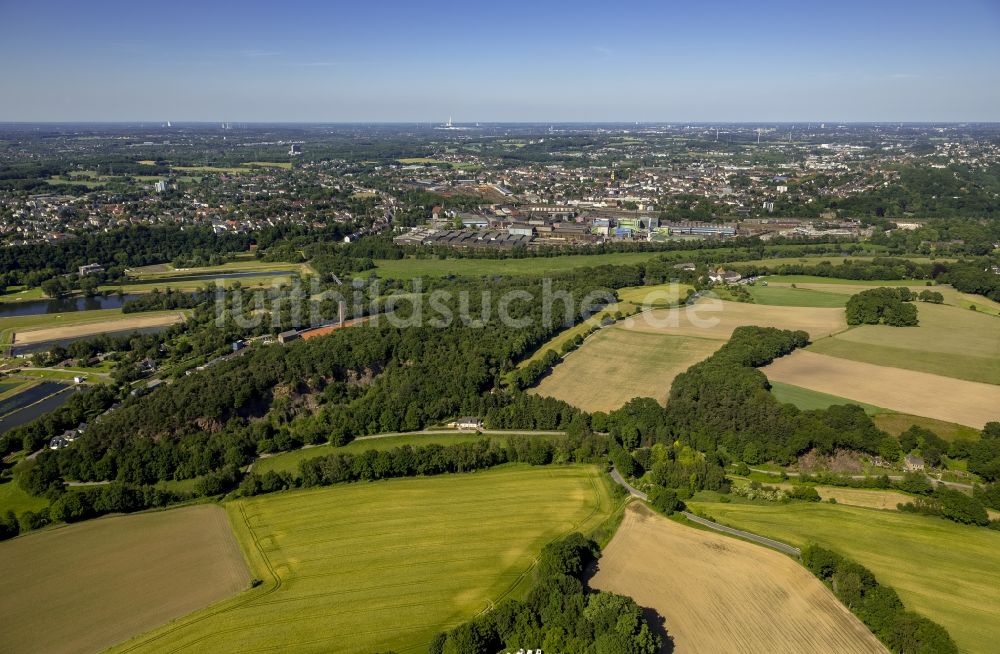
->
[610,466,801,558]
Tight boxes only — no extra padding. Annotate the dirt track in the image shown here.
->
[589,503,887,654]
[13,312,185,345]
[763,350,1000,429]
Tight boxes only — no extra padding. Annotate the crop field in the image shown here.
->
[807,302,1000,385]
[532,327,722,412]
[615,282,694,307]
[870,413,981,442]
[764,350,1000,429]
[744,284,849,307]
[514,304,628,369]
[0,505,249,654]
[686,500,1000,654]
[13,311,186,345]
[768,380,887,414]
[622,298,847,341]
[252,432,489,475]
[109,465,615,654]
[767,380,981,441]
[589,503,886,654]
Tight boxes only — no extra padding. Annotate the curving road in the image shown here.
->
[609,465,802,558]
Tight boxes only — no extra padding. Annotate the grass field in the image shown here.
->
[532,327,722,412]
[744,284,850,307]
[871,413,982,442]
[109,465,615,654]
[764,350,1000,429]
[615,282,694,307]
[251,432,489,475]
[590,503,886,654]
[767,380,982,441]
[687,500,1000,654]
[807,303,1000,385]
[0,478,49,517]
[0,505,249,654]
[769,380,888,414]
[622,298,848,341]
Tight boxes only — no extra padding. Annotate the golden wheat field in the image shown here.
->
[589,503,887,654]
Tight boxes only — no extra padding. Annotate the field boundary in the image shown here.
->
[609,465,801,557]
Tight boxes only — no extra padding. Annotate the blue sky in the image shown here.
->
[1,0,998,122]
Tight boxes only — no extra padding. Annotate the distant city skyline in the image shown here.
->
[2,0,999,122]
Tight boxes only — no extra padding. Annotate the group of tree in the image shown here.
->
[845,287,919,326]
[431,533,663,654]
[11,269,633,499]
[802,546,958,654]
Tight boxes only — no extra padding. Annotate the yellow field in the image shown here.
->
[0,505,249,654]
[622,298,847,341]
[532,327,722,412]
[764,350,1000,429]
[590,503,886,654]
[687,500,1000,654]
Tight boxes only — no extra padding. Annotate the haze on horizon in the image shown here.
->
[1,0,998,123]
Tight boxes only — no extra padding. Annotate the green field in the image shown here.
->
[871,413,982,442]
[616,282,694,307]
[687,501,1000,654]
[768,380,887,414]
[763,275,920,286]
[0,478,49,517]
[252,432,489,476]
[808,303,1000,385]
[744,284,849,307]
[768,380,981,441]
[110,465,615,654]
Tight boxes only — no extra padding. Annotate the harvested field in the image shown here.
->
[109,465,614,654]
[807,303,1000,385]
[13,312,186,345]
[687,500,1000,654]
[763,350,1000,429]
[0,505,249,654]
[532,327,722,412]
[589,503,886,654]
[623,298,847,341]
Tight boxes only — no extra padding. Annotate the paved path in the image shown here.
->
[610,466,801,558]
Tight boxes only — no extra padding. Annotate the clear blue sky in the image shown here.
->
[1,0,998,122]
